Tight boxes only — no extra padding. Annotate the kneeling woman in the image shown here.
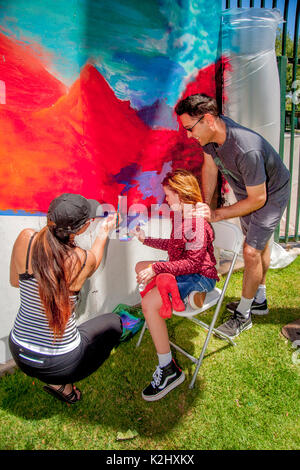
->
[9,193,122,404]
[135,169,219,401]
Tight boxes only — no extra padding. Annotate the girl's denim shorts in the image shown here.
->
[175,273,216,301]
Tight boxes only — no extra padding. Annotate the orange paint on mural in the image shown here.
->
[0,32,223,213]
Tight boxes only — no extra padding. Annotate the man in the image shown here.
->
[175,93,290,338]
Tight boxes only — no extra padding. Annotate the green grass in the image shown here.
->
[0,257,300,450]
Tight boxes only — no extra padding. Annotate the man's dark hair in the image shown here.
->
[175,94,219,117]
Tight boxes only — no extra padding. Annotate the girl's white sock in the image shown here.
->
[157,351,172,368]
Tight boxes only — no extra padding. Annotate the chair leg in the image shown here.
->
[189,343,209,389]
[188,292,234,388]
[136,321,147,348]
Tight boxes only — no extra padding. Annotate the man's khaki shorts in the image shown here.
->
[240,182,290,251]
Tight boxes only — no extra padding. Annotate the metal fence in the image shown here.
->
[223,0,300,243]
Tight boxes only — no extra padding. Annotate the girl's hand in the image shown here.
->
[137,265,155,285]
[130,225,145,243]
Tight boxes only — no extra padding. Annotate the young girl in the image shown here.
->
[134,169,218,401]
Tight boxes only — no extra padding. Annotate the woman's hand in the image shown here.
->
[98,214,119,239]
[137,265,155,285]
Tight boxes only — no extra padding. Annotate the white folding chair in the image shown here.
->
[136,220,244,389]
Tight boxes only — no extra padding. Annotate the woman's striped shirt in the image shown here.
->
[11,274,81,355]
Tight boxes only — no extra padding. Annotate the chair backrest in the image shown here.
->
[211,221,244,254]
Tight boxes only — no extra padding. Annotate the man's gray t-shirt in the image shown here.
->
[203,116,290,202]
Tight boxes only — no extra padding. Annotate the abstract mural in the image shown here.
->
[0,0,223,214]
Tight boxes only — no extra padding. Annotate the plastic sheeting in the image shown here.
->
[270,241,299,269]
[222,8,283,150]
[221,8,298,269]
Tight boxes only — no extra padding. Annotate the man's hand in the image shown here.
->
[209,183,267,222]
[194,202,213,222]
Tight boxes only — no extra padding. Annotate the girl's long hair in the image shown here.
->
[31,221,80,338]
[162,168,203,205]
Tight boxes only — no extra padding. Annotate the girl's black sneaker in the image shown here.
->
[142,359,185,401]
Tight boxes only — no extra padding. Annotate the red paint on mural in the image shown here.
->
[0,32,223,213]
[0,31,67,111]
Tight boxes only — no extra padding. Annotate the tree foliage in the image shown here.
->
[275,29,300,94]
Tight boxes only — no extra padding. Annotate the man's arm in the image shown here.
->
[201,152,219,205]
[213,182,267,222]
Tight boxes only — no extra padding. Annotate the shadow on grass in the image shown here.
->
[0,329,203,439]
[218,298,300,327]
[0,311,232,440]
[1,300,298,441]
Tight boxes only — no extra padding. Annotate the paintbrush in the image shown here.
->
[116,195,121,231]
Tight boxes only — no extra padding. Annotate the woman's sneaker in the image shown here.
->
[188,291,206,309]
[226,299,269,316]
[142,359,185,402]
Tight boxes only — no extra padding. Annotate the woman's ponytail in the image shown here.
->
[31,224,75,338]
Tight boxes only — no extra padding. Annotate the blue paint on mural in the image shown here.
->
[0,209,46,216]
[135,161,173,202]
[0,0,221,113]
[0,0,221,214]
[113,160,173,203]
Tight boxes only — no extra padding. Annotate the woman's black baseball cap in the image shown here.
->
[48,193,98,233]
